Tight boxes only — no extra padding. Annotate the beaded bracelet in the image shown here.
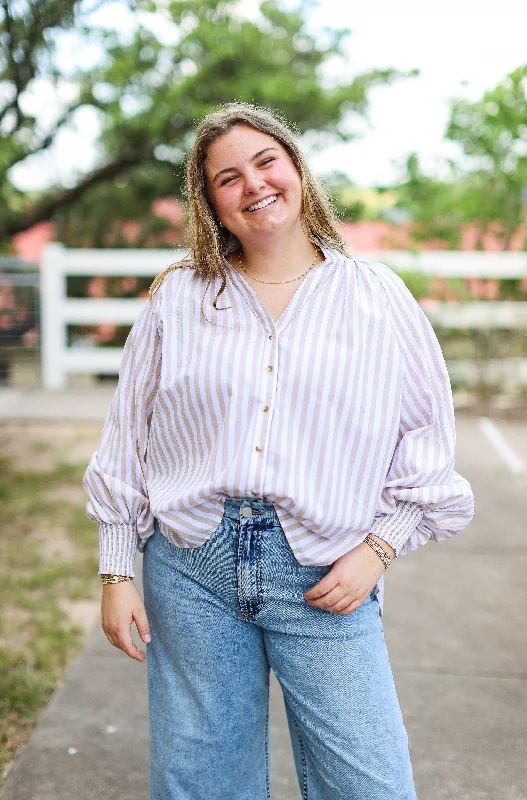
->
[100,574,134,585]
[363,534,395,569]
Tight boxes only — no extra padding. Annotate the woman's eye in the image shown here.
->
[220,158,275,186]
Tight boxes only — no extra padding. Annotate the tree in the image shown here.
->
[0,0,417,247]
[392,153,467,249]
[445,64,527,250]
[394,65,527,250]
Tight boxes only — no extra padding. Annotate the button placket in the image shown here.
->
[251,330,277,498]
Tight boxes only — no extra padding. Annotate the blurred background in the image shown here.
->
[1,1,527,797]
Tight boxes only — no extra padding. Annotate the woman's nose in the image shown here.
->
[243,169,266,194]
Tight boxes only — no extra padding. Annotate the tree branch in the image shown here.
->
[2,151,145,239]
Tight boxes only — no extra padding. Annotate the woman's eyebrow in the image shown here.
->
[212,147,279,184]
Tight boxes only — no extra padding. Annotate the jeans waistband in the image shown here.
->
[222,496,279,526]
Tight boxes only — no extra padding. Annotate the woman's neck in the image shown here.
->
[233,229,323,282]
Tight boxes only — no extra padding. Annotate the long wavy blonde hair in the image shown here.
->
[149,101,349,310]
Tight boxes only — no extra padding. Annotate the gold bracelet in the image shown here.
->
[364,534,394,569]
[100,574,134,584]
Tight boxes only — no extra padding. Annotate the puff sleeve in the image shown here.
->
[368,265,475,557]
[82,295,162,576]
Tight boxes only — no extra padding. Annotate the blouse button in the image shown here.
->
[255,445,263,452]
[262,405,269,412]
[266,365,273,372]
[269,334,274,340]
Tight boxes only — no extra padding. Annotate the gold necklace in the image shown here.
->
[236,248,321,285]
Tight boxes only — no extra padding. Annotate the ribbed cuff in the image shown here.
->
[98,523,137,577]
[369,501,425,556]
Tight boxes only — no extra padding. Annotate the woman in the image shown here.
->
[84,102,474,800]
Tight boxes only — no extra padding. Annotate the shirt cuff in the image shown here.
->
[369,501,425,556]
[98,522,137,576]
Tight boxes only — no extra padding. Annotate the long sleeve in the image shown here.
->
[83,296,162,576]
[368,265,475,557]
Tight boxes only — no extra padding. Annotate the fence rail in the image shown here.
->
[361,250,527,277]
[40,243,527,390]
[40,244,173,389]
[424,302,527,329]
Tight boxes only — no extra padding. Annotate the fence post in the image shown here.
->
[40,243,67,389]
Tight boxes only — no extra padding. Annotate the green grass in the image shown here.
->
[0,433,100,784]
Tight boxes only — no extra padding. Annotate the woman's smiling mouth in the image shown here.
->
[245,194,279,212]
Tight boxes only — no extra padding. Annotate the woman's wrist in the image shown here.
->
[363,534,395,569]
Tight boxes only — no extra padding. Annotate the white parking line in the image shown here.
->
[478,416,526,475]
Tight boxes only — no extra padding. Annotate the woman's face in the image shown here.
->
[204,124,303,247]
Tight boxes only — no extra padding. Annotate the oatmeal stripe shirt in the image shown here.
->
[83,244,474,603]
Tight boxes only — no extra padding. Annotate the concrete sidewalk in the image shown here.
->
[1,411,526,798]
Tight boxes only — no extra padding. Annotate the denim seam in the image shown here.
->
[236,523,249,618]
[292,717,309,800]
[255,528,264,615]
[264,699,271,800]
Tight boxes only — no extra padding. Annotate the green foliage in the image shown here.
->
[445,65,527,249]
[392,154,466,249]
[0,0,413,247]
[394,65,527,250]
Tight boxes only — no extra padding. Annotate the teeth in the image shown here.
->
[247,195,278,212]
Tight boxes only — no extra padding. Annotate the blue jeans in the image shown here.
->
[142,497,417,800]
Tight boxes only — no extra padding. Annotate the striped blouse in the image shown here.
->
[83,243,474,613]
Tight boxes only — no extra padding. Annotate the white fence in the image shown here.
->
[40,244,186,389]
[40,243,527,390]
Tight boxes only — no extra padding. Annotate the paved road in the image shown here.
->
[1,391,527,799]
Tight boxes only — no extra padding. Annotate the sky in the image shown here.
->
[10,0,527,191]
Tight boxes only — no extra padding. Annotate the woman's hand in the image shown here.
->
[304,536,394,615]
[101,580,152,662]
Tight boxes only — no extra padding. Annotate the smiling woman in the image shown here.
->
[148,102,347,309]
[202,123,328,321]
[204,125,320,283]
[83,101,474,800]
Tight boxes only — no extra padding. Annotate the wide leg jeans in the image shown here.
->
[142,497,417,800]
